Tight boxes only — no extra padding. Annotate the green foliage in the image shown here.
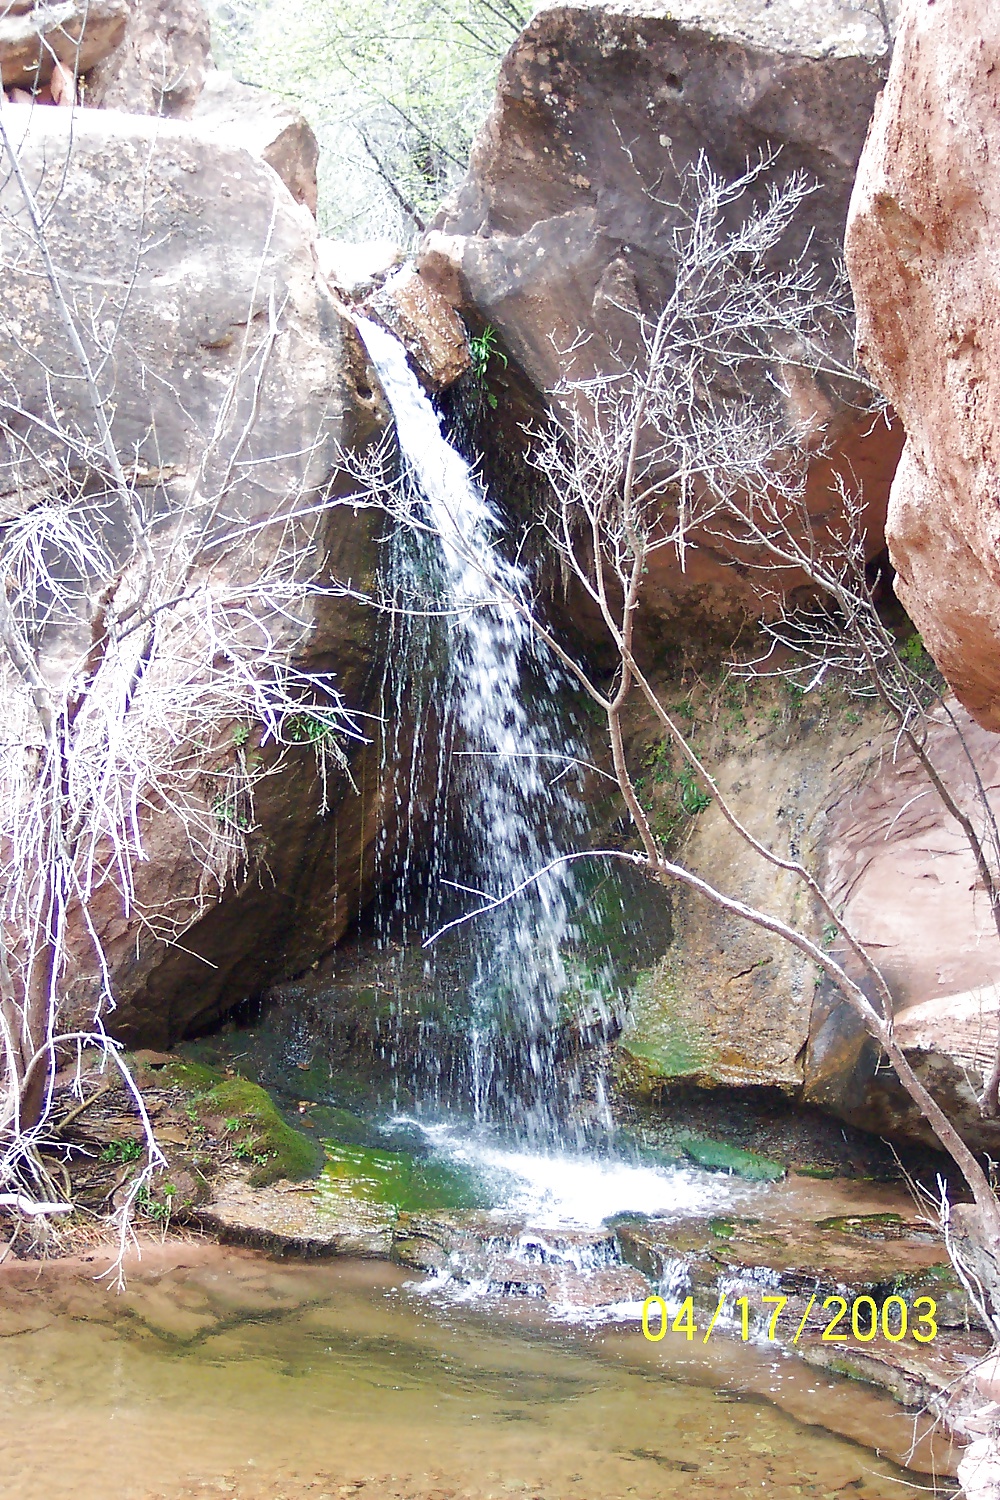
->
[136,1182,177,1223]
[207,0,532,237]
[212,792,252,832]
[677,767,711,815]
[99,1138,143,1164]
[468,324,508,408]
[286,710,344,746]
[232,723,250,748]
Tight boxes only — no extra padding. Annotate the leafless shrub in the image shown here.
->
[0,97,374,1242]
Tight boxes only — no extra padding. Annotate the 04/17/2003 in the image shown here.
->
[641,1292,937,1344]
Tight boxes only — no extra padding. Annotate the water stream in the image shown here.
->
[356,316,613,1146]
[0,1247,956,1500]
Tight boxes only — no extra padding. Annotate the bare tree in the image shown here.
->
[354,154,1000,1298]
[0,97,372,1237]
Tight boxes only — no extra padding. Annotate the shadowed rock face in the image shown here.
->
[420,0,902,641]
[0,107,390,1045]
[846,0,1000,733]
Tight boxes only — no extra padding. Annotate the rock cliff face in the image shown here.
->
[0,38,393,1043]
[846,0,1000,733]
[422,0,902,640]
[618,686,1000,1153]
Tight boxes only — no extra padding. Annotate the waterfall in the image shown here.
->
[356,317,609,1144]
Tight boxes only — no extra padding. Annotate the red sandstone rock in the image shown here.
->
[191,71,321,215]
[846,0,1000,731]
[364,266,471,392]
[85,0,210,117]
[422,0,902,638]
[0,0,127,89]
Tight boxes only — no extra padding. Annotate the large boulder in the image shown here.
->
[420,0,902,640]
[845,0,1000,732]
[85,0,211,116]
[84,0,321,218]
[0,106,389,1045]
[191,70,320,213]
[0,0,128,90]
[806,704,1000,1152]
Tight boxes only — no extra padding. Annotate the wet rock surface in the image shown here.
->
[393,1214,648,1308]
[192,1170,396,1259]
[363,267,471,392]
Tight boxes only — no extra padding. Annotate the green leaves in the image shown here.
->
[209,0,532,235]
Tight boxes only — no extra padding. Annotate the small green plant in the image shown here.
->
[212,798,251,831]
[99,1138,143,1164]
[232,723,250,748]
[900,631,926,663]
[286,710,343,746]
[677,767,711,815]
[822,922,839,950]
[468,324,508,409]
[136,1182,176,1223]
[233,1138,270,1167]
[642,740,673,785]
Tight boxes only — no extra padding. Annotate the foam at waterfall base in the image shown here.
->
[394,1116,745,1324]
[407,1117,741,1225]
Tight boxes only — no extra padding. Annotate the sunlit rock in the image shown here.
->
[846,0,1000,732]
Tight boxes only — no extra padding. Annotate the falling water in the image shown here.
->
[356,317,611,1143]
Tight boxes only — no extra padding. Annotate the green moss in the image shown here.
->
[160,1059,223,1093]
[203,1078,324,1186]
[618,959,713,1087]
[306,1106,374,1145]
[816,1212,903,1234]
[679,1134,785,1182]
[709,1217,736,1239]
[317,1141,484,1214]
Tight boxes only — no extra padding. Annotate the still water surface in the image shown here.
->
[0,1244,956,1500]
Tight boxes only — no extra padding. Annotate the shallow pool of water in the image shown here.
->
[0,1244,958,1500]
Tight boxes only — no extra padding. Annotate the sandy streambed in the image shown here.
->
[0,1240,959,1500]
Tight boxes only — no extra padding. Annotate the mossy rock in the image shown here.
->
[617,960,715,1088]
[815,1212,905,1237]
[306,1106,375,1146]
[679,1133,785,1181]
[158,1058,223,1093]
[203,1077,324,1186]
[317,1141,484,1215]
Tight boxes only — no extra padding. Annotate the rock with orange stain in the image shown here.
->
[0,0,127,90]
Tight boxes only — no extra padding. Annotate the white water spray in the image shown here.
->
[357,317,606,1140]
